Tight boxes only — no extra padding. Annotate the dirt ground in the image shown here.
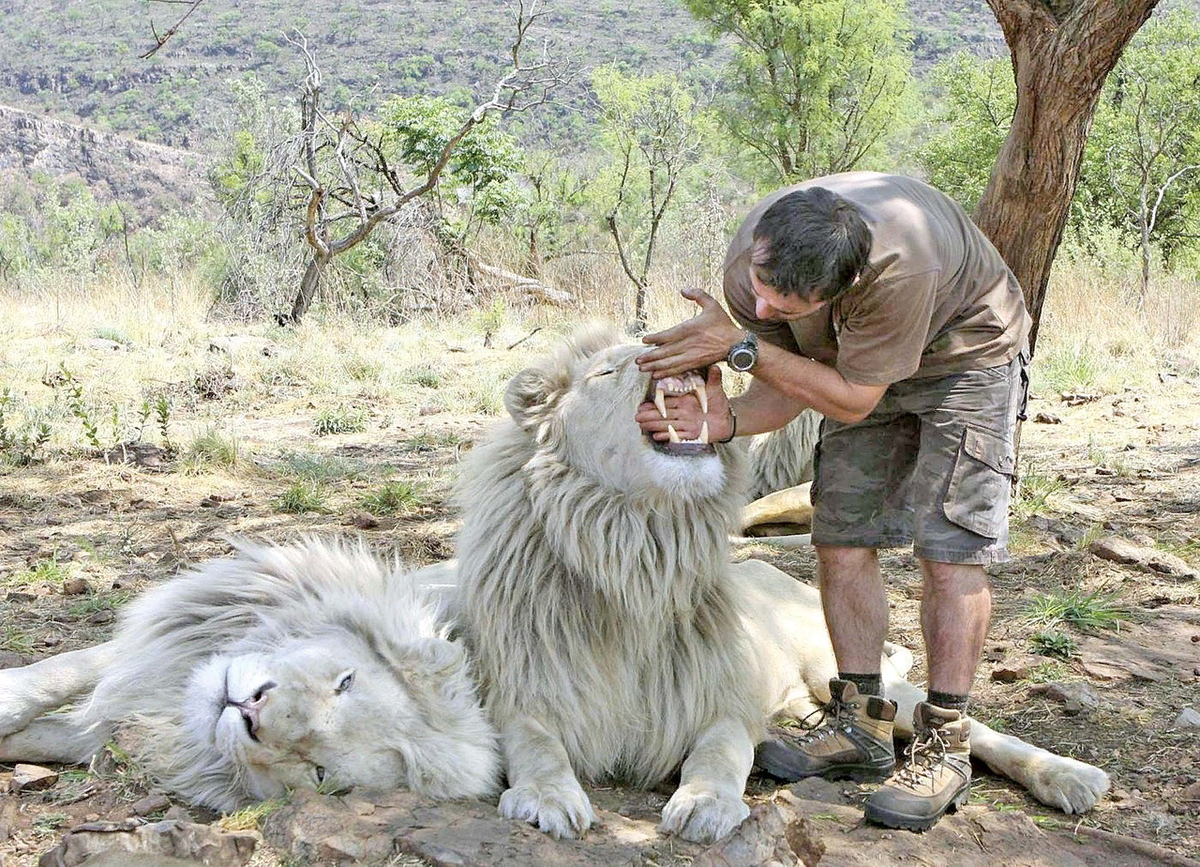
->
[1,324,1198,865]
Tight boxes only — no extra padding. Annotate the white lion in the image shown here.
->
[746,406,821,501]
[0,539,500,810]
[451,324,1110,845]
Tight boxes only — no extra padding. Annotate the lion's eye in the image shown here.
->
[335,670,355,694]
[586,365,617,380]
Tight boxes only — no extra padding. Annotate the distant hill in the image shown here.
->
[0,0,1005,154]
[0,103,211,224]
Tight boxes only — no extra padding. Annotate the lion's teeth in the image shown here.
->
[699,421,709,444]
[693,382,708,415]
[654,384,667,419]
[667,424,681,443]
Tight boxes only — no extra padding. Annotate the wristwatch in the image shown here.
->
[726,331,759,373]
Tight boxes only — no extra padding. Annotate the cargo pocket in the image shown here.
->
[943,426,1014,539]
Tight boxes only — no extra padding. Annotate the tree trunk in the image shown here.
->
[974,0,1159,356]
[288,252,331,325]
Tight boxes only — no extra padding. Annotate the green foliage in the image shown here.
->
[0,387,52,466]
[1031,629,1077,660]
[52,364,101,449]
[593,65,711,325]
[274,482,328,514]
[509,151,591,274]
[380,95,524,238]
[180,428,239,473]
[312,406,367,436]
[359,480,425,516]
[1012,462,1065,521]
[915,52,1014,211]
[1073,8,1200,272]
[684,0,917,184]
[1025,588,1129,633]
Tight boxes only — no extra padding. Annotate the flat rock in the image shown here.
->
[1088,537,1199,579]
[38,820,257,867]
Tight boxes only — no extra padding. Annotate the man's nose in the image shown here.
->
[754,296,775,319]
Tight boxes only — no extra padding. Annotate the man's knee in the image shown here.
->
[920,560,989,596]
[816,545,879,583]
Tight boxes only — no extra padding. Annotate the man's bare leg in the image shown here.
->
[919,560,991,696]
[816,545,888,674]
[863,560,990,830]
[754,544,897,783]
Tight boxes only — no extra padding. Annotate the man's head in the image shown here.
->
[750,187,871,314]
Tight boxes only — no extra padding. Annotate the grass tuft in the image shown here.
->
[275,482,328,514]
[1031,629,1078,659]
[179,427,240,473]
[313,406,367,436]
[1025,587,1128,632]
[359,480,425,516]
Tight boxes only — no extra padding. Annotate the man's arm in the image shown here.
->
[747,341,888,425]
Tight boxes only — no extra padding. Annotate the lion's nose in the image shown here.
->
[228,680,276,740]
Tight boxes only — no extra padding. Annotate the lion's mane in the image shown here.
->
[70,539,498,810]
[456,325,762,786]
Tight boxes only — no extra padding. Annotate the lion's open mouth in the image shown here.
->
[648,370,717,456]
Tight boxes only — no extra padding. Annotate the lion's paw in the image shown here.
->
[659,784,750,844]
[1025,756,1111,814]
[499,781,595,839]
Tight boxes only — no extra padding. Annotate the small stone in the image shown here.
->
[10,764,58,793]
[130,793,171,816]
[1028,681,1100,710]
[991,665,1030,683]
[350,511,379,530]
[61,577,91,596]
[87,609,115,625]
[1173,707,1200,729]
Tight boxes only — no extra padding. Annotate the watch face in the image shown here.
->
[729,345,756,371]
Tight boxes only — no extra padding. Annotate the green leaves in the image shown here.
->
[380,95,523,233]
[915,52,1014,212]
[685,0,917,184]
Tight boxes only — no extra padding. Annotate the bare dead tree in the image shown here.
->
[141,0,207,59]
[283,1,571,324]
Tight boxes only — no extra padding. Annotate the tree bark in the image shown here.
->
[288,252,331,324]
[975,0,1159,355]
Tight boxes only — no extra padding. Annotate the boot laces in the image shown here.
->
[777,695,855,745]
[893,725,951,790]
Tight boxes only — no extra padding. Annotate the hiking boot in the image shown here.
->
[755,678,896,782]
[864,702,972,832]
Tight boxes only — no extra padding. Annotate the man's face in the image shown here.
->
[749,269,828,321]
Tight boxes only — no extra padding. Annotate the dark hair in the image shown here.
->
[750,187,871,302]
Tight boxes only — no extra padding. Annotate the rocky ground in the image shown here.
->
[1,327,1198,866]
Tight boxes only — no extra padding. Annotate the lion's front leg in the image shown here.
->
[660,718,754,844]
[498,716,595,839]
[0,643,116,736]
[969,718,1110,814]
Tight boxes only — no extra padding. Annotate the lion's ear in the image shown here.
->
[504,365,569,430]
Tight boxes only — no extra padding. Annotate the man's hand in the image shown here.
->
[636,366,733,444]
[636,287,744,379]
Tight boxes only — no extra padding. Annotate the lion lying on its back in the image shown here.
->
[453,324,1110,844]
[0,540,499,810]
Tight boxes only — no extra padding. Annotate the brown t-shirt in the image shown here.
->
[724,172,1031,385]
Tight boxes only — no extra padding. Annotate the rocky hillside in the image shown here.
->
[0,103,212,224]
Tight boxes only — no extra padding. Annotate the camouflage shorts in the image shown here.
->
[810,351,1030,565]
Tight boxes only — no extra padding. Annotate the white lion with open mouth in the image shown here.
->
[452,323,1110,844]
[0,539,500,810]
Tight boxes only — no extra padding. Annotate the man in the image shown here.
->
[635,172,1030,831]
